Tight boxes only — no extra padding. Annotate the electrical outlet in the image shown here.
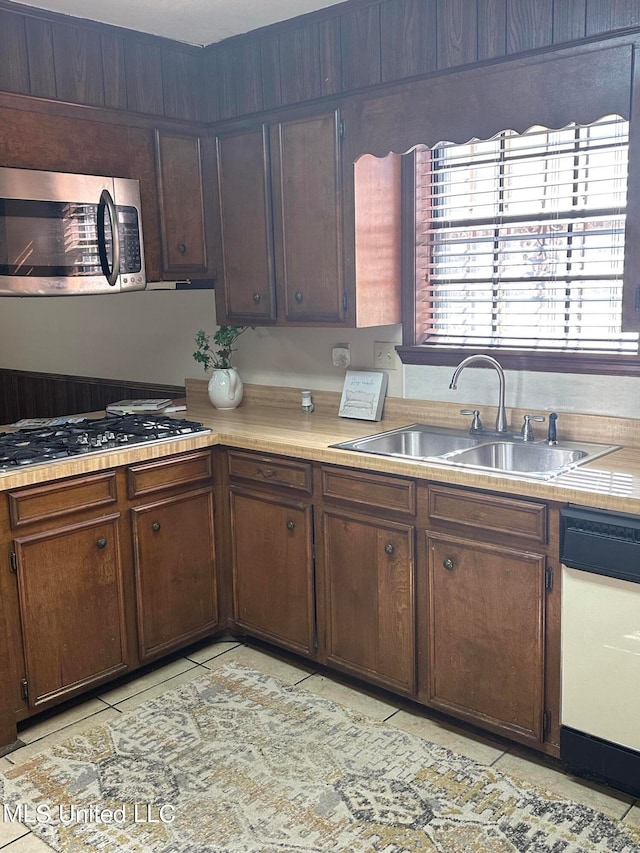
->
[374,341,397,370]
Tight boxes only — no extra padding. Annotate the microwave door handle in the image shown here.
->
[97,189,121,287]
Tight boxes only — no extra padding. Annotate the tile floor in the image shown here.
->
[1,639,639,850]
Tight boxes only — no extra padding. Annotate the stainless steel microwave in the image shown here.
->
[0,166,146,295]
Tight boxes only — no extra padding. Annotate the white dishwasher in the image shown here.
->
[561,506,640,797]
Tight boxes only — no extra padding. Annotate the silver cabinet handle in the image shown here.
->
[253,292,262,303]
[152,521,161,532]
[385,543,395,555]
[287,520,295,530]
[295,291,304,303]
[178,243,187,254]
[443,558,454,571]
[97,537,107,549]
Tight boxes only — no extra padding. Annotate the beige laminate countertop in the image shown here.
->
[2,382,640,515]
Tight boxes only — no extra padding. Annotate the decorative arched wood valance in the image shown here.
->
[343,44,632,161]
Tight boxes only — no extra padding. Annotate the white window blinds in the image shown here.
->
[415,115,637,353]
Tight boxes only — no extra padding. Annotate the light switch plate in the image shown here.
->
[374,341,397,370]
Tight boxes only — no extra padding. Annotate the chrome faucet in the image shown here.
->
[449,354,508,433]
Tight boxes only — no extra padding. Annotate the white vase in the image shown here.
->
[207,368,243,410]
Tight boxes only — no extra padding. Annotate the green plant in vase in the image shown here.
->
[193,326,250,410]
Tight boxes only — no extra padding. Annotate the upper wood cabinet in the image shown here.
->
[154,129,213,279]
[213,109,401,327]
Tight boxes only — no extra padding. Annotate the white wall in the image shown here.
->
[1,292,639,418]
[0,291,404,395]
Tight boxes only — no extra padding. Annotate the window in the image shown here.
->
[408,114,638,368]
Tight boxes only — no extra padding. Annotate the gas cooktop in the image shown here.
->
[0,414,210,471]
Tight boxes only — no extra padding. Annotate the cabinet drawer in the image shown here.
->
[9,472,117,528]
[322,466,416,516]
[228,451,312,493]
[428,485,547,544]
[127,451,212,498]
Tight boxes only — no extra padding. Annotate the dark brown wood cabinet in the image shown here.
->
[319,466,417,695]
[154,129,212,278]
[7,474,129,712]
[228,451,315,656]
[321,508,415,695]
[214,109,401,327]
[420,484,559,750]
[425,533,546,744]
[131,489,217,661]
[128,452,218,661]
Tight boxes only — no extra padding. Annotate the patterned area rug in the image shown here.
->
[1,663,639,852]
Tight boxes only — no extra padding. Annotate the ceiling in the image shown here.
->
[12,0,347,47]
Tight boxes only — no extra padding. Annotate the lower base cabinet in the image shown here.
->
[131,487,217,662]
[321,508,415,695]
[14,513,129,711]
[230,488,315,656]
[426,533,546,743]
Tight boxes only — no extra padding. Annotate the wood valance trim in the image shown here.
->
[343,43,633,160]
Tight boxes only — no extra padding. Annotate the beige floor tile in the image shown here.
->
[184,640,241,664]
[623,802,640,829]
[386,706,507,765]
[5,709,120,767]
[203,643,316,685]
[494,749,635,820]
[2,832,55,851]
[0,809,29,848]
[113,667,206,714]
[16,699,107,746]
[98,657,198,705]
[300,673,400,721]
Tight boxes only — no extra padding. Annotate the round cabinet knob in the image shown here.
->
[286,520,295,530]
[443,558,454,571]
[253,292,262,304]
[385,543,395,555]
[294,291,304,304]
[97,537,107,549]
[177,243,187,254]
[152,521,161,532]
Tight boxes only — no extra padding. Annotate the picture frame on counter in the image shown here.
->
[338,370,388,421]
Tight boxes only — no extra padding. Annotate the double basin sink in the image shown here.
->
[332,423,618,478]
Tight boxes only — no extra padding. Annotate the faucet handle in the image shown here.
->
[460,409,483,432]
[521,414,545,441]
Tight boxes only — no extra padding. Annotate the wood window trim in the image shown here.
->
[397,344,640,376]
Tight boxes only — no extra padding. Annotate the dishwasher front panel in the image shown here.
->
[561,565,640,753]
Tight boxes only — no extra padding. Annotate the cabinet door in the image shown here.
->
[322,509,415,694]
[155,129,208,276]
[426,533,546,743]
[14,514,128,710]
[230,488,314,656]
[271,111,345,323]
[214,126,277,323]
[131,488,217,661]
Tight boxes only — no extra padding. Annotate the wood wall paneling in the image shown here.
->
[235,39,265,117]
[100,32,128,111]
[506,0,554,54]
[319,16,342,96]
[340,4,382,92]
[161,48,204,122]
[201,48,221,123]
[0,369,184,424]
[125,40,164,115]
[552,0,587,44]
[0,10,29,94]
[52,21,105,107]
[586,0,640,36]
[260,33,282,111]
[279,24,322,104]
[24,16,56,99]
[380,0,437,83]
[436,0,478,70]
[477,0,507,60]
